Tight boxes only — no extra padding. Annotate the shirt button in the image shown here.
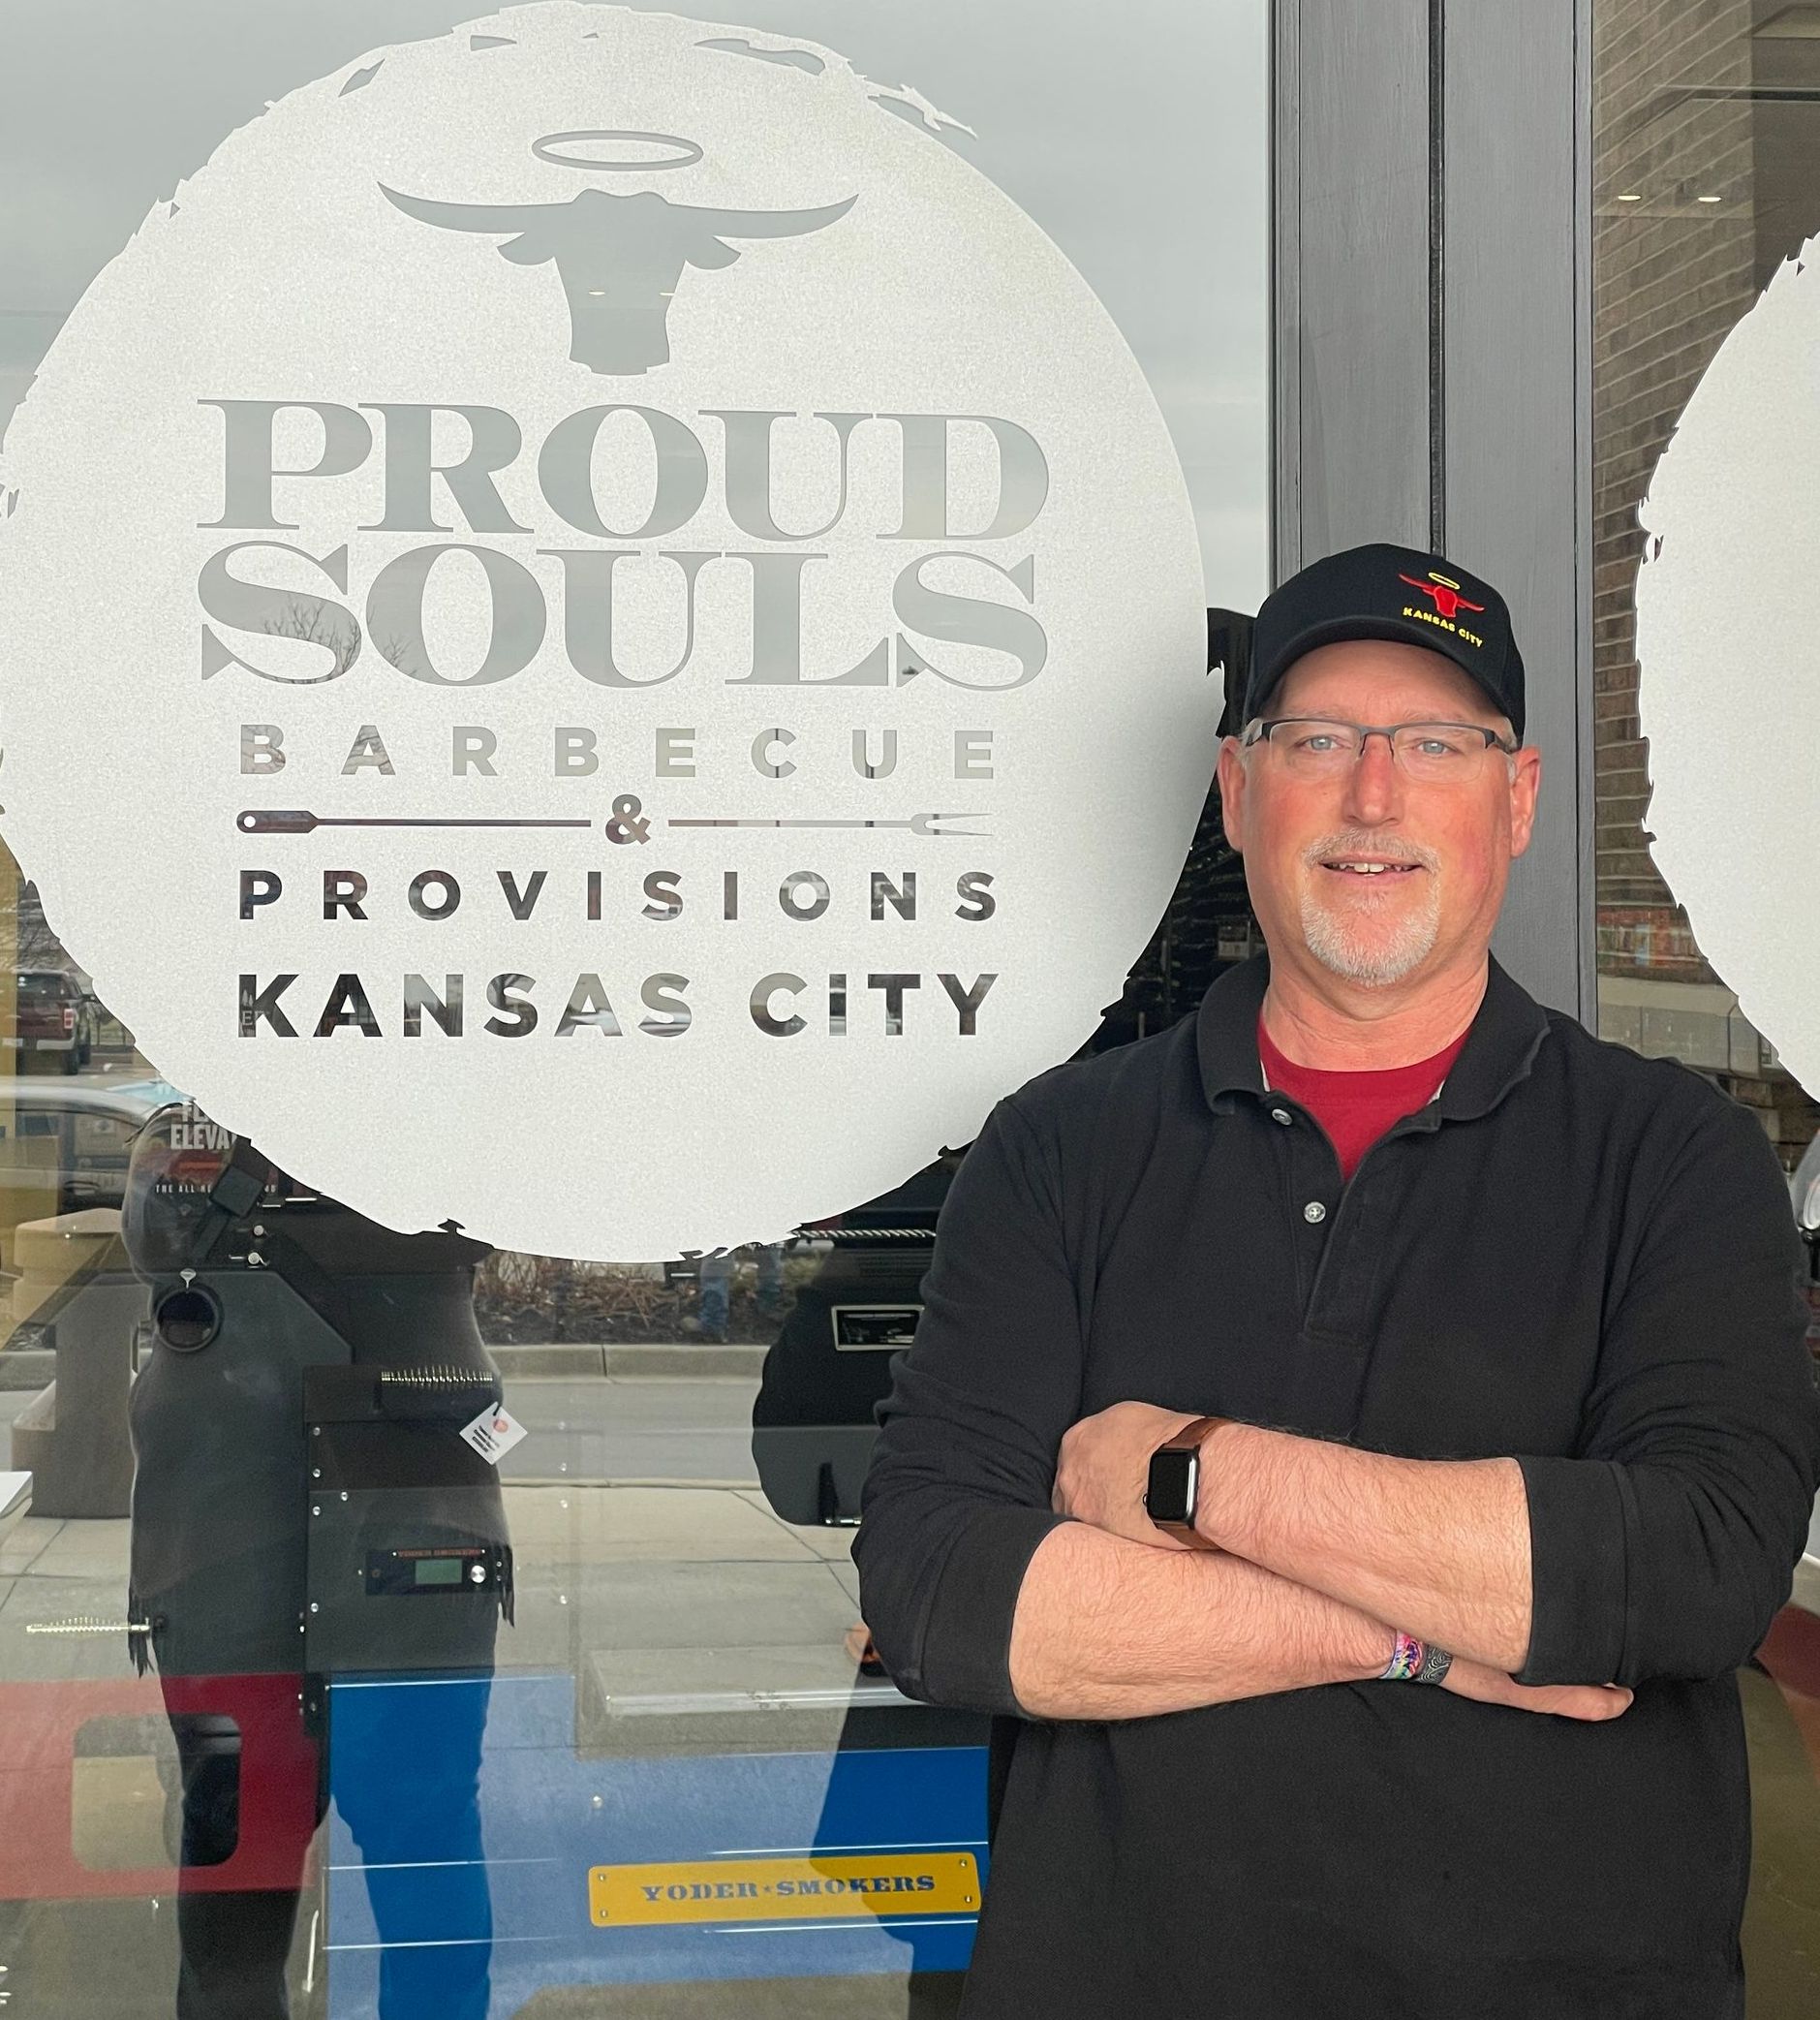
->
[1303,1200,1327,1224]
[1270,1107,1292,1126]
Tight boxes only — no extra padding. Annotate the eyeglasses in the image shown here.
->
[1241,716,1517,784]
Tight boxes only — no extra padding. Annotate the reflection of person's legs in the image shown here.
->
[756,1241,785,1312]
[332,1678,494,2020]
[696,1254,732,1339]
[170,1713,316,2020]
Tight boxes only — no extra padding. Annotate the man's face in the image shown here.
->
[1215,638,1542,990]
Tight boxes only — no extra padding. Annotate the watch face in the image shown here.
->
[1145,1447,1198,1527]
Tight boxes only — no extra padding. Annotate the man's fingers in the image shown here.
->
[1054,1401,1218,1551]
[1442,1657,1633,1721]
[1518,1681,1634,1721]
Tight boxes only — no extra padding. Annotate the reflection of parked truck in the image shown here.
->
[8,970,95,1072]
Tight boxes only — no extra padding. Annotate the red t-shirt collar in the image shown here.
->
[1255,1010,1473,1182]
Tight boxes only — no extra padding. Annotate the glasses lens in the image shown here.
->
[1269,721,1361,773]
[1391,725,1489,781]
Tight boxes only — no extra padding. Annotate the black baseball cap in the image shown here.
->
[1240,542,1526,742]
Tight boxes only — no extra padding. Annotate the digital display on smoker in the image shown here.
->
[364,1548,494,1596]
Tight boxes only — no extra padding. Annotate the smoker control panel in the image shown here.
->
[364,1545,508,1597]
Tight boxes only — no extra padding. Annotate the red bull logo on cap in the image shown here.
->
[1399,571,1487,648]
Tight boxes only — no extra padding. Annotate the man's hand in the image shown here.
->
[1441,1655,1633,1722]
[1053,1400,1216,1548]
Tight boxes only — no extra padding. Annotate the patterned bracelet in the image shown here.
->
[1413,1642,1454,1685]
[1379,1632,1454,1684]
[1379,1630,1426,1680]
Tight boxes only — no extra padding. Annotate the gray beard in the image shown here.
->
[1298,873,1442,986]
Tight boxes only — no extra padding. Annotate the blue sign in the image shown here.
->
[324,1670,987,2018]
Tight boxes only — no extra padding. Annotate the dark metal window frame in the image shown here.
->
[1273,0,1594,1021]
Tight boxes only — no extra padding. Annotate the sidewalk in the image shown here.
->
[0,1469,895,2017]
[0,1340,771,1390]
[0,1480,868,1714]
[3,1462,1820,2010]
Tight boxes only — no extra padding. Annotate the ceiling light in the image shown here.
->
[1696,193,1724,203]
[1617,192,1643,202]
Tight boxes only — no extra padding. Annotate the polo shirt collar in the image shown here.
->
[1195,947,1551,1123]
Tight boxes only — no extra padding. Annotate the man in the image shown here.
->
[853,541,1820,2018]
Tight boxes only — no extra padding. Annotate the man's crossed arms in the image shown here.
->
[1017,1402,1634,1725]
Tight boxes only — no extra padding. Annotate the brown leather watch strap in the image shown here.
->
[1160,1414,1232,1453]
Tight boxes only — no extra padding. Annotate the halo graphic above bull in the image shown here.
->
[379,132,856,374]
[530,128,705,171]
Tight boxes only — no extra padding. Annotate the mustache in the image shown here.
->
[1303,834,1437,869]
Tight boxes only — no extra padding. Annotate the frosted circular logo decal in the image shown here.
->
[0,3,1210,1259]
[1634,236,1820,1093]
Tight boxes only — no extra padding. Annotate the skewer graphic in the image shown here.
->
[237,809,593,835]
[667,813,990,837]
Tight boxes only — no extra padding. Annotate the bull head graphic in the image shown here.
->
[380,177,857,376]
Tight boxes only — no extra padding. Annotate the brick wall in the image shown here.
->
[1593,0,1756,973]
[1590,3,1820,1161]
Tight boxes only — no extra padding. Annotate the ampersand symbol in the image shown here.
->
[603,793,651,845]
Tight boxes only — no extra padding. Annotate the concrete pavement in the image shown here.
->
[0,1374,862,1703]
[0,1439,892,2019]
[0,1364,774,1485]
[2,1369,1818,2016]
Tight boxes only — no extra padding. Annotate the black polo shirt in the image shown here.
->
[854,949,1820,2019]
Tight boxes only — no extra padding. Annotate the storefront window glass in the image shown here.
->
[0,5,1266,2013]
[1593,0,1820,1161]
[1593,9,1820,1992]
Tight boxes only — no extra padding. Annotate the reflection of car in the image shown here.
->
[6,1076,183,1199]
[1790,1135,1820,1353]
[752,1158,955,1523]
[9,970,93,1072]
[1793,1134,1820,1230]
[0,1081,183,1333]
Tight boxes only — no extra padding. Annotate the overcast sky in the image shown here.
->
[0,0,1268,606]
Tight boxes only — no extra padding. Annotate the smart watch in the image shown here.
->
[1144,1415,1231,1539]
